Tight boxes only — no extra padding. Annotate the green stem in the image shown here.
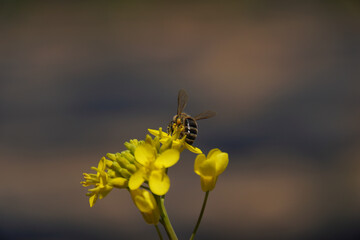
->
[156,195,178,240]
[155,224,163,240]
[190,191,210,240]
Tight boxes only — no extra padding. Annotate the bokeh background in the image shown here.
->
[1,1,360,239]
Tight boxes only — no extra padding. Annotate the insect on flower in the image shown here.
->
[168,89,216,145]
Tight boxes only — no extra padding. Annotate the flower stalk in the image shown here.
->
[157,195,178,240]
[155,224,163,240]
[190,191,210,240]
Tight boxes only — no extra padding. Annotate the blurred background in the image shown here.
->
[1,1,360,239]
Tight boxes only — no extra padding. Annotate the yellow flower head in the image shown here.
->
[128,143,180,195]
[148,128,202,154]
[194,149,229,192]
[130,188,160,225]
[81,157,128,207]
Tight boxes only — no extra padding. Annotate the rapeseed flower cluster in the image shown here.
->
[81,123,229,239]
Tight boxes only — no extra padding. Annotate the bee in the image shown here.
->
[168,89,216,145]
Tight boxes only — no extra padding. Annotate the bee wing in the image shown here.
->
[177,89,188,115]
[194,110,216,120]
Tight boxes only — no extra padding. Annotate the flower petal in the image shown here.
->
[131,189,153,212]
[148,128,170,138]
[141,211,160,225]
[134,195,153,212]
[198,159,216,177]
[207,148,220,159]
[129,170,145,190]
[155,149,180,168]
[200,176,217,192]
[185,143,203,154]
[97,157,107,171]
[135,144,156,166]
[89,194,98,207]
[148,129,160,137]
[99,185,113,199]
[143,190,157,210]
[149,170,170,195]
[194,154,206,175]
[159,138,169,144]
[130,189,160,225]
[215,152,229,175]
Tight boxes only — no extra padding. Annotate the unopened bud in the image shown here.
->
[126,163,137,174]
[109,177,128,188]
[106,153,117,161]
[119,168,131,178]
[122,151,135,163]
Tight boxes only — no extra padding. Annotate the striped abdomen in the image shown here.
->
[182,117,198,145]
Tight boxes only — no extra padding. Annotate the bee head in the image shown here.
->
[168,115,184,134]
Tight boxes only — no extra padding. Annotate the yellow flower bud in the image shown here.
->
[106,153,117,161]
[107,169,117,178]
[122,151,135,163]
[126,163,137,174]
[116,155,129,168]
[109,177,128,188]
[124,139,143,154]
[124,141,135,153]
[130,189,160,225]
[119,168,132,178]
[111,161,122,172]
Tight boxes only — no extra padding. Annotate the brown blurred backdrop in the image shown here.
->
[1,1,360,239]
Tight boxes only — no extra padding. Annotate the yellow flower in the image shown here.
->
[81,157,128,207]
[148,128,202,154]
[130,188,160,225]
[194,149,229,192]
[128,143,179,195]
